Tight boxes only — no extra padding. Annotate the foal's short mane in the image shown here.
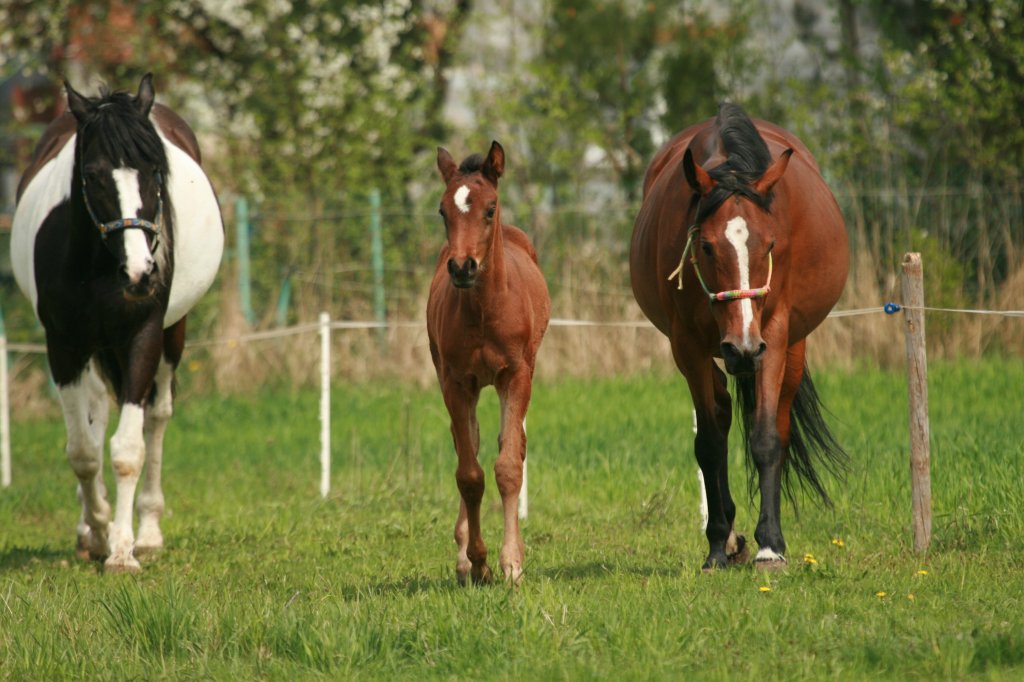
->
[694,102,776,224]
[76,87,169,176]
[458,153,485,175]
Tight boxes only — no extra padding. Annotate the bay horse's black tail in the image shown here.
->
[734,365,847,507]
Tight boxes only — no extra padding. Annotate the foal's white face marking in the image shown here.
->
[723,216,753,346]
[454,184,471,214]
[112,168,155,284]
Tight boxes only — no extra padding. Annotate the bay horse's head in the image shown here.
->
[66,74,168,301]
[435,141,505,289]
[681,138,793,376]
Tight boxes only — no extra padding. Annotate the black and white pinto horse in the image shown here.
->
[11,74,223,572]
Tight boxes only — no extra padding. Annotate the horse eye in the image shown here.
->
[701,241,713,256]
[485,206,496,220]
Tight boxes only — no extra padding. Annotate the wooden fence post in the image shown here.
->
[901,252,931,553]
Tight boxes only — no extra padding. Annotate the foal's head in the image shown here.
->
[436,141,505,289]
[67,74,169,301]
[681,119,792,376]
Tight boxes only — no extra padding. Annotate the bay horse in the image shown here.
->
[10,74,223,573]
[427,141,550,584]
[630,103,848,571]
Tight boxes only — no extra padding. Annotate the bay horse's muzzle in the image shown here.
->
[721,339,767,376]
[447,257,478,288]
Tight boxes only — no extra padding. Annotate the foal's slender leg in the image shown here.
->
[106,320,164,573]
[58,360,112,561]
[443,379,490,584]
[495,368,533,584]
[135,322,184,556]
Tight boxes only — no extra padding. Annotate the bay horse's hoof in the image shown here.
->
[754,549,788,571]
[700,553,730,573]
[728,535,750,566]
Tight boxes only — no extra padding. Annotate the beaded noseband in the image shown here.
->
[667,202,772,302]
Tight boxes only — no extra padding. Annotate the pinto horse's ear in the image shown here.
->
[481,140,505,186]
[753,148,794,196]
[135,73,156,117]
[64,80,90,123]
[437,147,458,184]
[682,148,715,196]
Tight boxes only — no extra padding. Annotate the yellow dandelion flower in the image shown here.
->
[831,537,845,547]
[758,586,772,593]
[188,360,202,372]
[907,593,915,601]
[803,553,818,565]
[875,591,887,598]
[916,569,928,576]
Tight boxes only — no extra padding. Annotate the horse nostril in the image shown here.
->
[447,258,458,275]
[755,341,767,358]
[466,258,478,275]
[720,342,740,361]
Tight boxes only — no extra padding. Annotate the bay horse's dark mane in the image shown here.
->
[76,87,169,178]
[694,102,775,224]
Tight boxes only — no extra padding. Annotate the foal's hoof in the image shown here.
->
[77,532,108,562]
[456,562,494,586]
[728,535,749,566]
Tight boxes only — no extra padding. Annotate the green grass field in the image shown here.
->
[2,360,1023,680]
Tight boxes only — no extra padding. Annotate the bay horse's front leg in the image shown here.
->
[750,325,792,569]
[495,368,534,584]
[106,321,164,573]
[442,379,491,585]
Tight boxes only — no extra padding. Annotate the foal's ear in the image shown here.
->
[753,148,794,196]
[437,147,458,184]
[135,73,156,117]
[482,140,505,186]
[64,80,90,123]
[682,148,715,196]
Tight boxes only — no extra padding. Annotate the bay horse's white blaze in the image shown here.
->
[159,132,224,326]
[454,184,471,213]
[10,135,77,311]
[724,216,754,346]
[111,168,155,284]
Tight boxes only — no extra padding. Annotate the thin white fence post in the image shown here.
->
[1,333,10,488]
[519,418,528,519]
[319,312,331,498]
[901,253,932,554]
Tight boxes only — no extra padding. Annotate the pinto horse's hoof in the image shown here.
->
[103,556,142,574]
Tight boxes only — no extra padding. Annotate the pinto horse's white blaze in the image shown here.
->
[112,167,156,285]
[724,216,754,346]
[10,134,77,312]
[454,184,471,214]
[159,132,224,327]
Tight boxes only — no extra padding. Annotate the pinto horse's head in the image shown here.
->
[436,141,505,289]
[66,74,168,301]
[681,143,793,376]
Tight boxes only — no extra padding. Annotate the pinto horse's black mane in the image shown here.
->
[76,88,168,177]
[695,102,776,224]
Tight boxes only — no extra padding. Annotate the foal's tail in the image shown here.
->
[734,365,847,507]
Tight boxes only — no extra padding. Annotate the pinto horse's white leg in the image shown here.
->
[135,358,173,556]
[495,370,532,584]
[60,362,112,561]
[105,403,146,573]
